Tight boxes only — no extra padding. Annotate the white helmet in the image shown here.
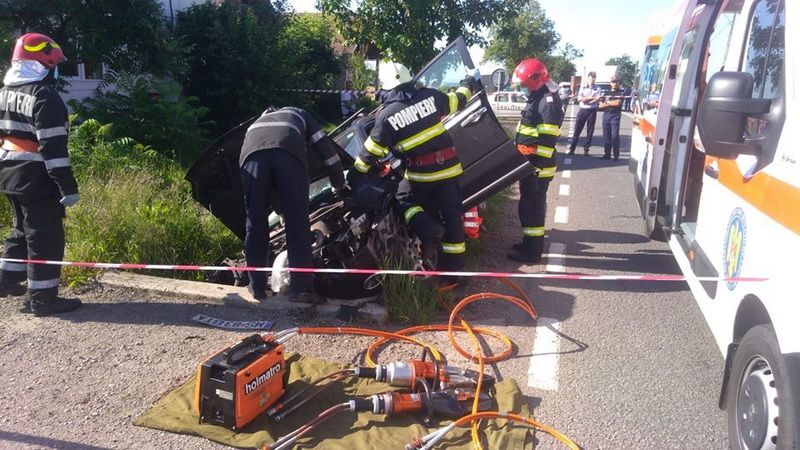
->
[379,61,413,90]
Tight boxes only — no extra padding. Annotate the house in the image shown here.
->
[58,0,204,104]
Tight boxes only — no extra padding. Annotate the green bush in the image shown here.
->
[0,119,240,284]
[69,72,210,166]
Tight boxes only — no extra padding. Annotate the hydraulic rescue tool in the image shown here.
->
[266,388,493,450]
[267,358,494,422]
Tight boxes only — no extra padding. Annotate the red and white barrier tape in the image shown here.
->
[0,257,769,282]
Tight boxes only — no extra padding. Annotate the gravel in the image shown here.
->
[0,279,509,450]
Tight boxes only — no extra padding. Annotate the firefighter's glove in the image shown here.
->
[59,193,79,207]
[461,68,482,93]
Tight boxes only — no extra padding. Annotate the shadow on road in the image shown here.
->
[0,431,110,450]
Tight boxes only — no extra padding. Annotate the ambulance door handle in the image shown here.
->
[461,107,488,127]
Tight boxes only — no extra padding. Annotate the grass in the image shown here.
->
[380,187,512,324]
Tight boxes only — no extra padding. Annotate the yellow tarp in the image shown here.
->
[134,353,533,449]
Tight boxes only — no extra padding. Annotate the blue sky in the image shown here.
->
[288,0,677,76]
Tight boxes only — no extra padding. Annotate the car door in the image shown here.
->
[412,37,525,208]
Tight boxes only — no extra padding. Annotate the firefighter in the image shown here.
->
[0,33,81,316]
[351,67,479,275]
[507,58,564,264]
[240,106,346,304]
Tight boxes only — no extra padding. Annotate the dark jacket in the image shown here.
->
[353,82,472,183]
[0,78,78,196]
[515,86,564,179]
[240,107,345,190]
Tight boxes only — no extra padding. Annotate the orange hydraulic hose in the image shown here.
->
[364,324,514,367]
[296,326,445,365]
[451,411,581,450]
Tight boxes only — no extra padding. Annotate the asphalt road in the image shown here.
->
[467,105,729,449]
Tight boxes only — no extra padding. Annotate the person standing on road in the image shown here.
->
[568,71,601,156]
[239,106,347,304]
[600,77,623,160]
[507,58,564,264]
[0,33,81,317]
[350,69,479,276]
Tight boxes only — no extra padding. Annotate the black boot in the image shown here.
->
[420,225,445,270]
[288,290,326,305]
[31,297,82,317]
[511,242,524,251]
[19,299,31,314]
[507,237,543,264]
[0,281,26,297]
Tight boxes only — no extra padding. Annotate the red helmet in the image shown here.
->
[12,33,66,68]
[512,58,550,92]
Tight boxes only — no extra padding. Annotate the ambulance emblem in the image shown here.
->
[723,208,747,290]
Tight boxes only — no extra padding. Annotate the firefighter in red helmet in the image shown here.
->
[507,58,564,264]
[0,33,81,316]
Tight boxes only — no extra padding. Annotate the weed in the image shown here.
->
[379,255,440,324]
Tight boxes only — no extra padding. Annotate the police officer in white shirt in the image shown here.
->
[568,71,602,155]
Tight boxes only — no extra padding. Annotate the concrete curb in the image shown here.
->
[99,272,388,323]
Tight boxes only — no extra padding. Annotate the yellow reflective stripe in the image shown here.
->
[456,86,471,97]
[536,146,555,158]
[447,92,459,114]
[516,123,539,137]
[364,137,388,157]
[397,122,447,152]
[404,206,424,223]
[406,163,463,182]
[537,124,561,136]
[442,242,466,254]
[23,42,60,52]
[537,166,557,178]
[523,227,545,237]
[354,157,371,173]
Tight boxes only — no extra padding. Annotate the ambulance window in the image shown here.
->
[743,0,785,99]
[740,0,785,163]
[704,9,741,84]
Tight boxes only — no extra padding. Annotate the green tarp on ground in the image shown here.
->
[134,353,534,449]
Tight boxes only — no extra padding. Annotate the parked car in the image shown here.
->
[185,37,531,298]
[487,91,528,118]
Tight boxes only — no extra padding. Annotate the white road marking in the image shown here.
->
[559,184,570,196]
[545,242,565,273]
[527,317,562,390]
[554,206,569,224]
[561,170,571,178]
[564,157,572,165]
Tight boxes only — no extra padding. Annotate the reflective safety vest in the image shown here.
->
[515,87,564,178]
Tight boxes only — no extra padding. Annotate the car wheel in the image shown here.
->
[727,324,797,450]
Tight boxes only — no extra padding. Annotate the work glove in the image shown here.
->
[59,193,79,207]
[461,68,483,94]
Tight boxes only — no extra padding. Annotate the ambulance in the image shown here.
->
[628,0,798,448]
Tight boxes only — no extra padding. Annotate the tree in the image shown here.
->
[317,0,526,72]
[483,1,582,82]
[0,0,184,75]
[176,1,289,133]
[606,54,638,87]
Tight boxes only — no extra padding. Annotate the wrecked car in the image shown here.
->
[185,38,531,299]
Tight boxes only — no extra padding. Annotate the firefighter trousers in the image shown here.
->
[241,149,313,295]
[396,178,465,271]
[0,194,65,301]
[518,174,552,258]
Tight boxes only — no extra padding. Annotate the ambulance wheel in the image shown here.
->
[727,325,796,450]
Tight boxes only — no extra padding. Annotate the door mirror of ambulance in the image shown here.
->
[697,71,772,159]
